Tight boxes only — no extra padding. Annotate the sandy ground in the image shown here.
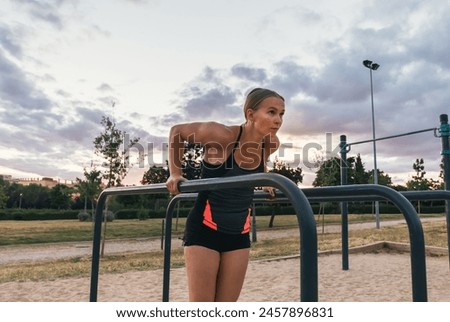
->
[0,217,449,302]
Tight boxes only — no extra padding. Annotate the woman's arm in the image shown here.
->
[262,134,281,199]
[166,122,234,194]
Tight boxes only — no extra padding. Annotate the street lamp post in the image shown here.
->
[19,193,23,209]
[363,59,381,228]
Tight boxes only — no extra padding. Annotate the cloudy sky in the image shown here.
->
[0,0,449,187]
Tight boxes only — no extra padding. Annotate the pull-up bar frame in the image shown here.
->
[163,185,428,302]
[341,114,450,269]
[89,173,318,302]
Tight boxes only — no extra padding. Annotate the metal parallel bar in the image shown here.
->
[89,184,168,302]
[402,190,450,201]
[290,187,448,300]
[163,188,444,302]
[264,188,447,301]
[251,203,257,242]
[255,189,450,203]
[90,173,318,302]
[302,184,427,302]
[162,193,291,302]
[346,127,437,147]
[340,135,350,270]
[175,173,318,302]
[90,178,436,302]
[439,114,450,269]
[163,193,197,302]
[303,190,450,203]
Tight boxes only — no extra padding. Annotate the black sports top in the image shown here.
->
[190,125,265,234]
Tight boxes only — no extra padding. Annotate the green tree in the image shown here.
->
[368,169,393,186]
[141,164,169,184]
[50,184,73,209]
[437,158,445,190]
[405,158,440,191]
[391,184,408,191]
[182,143,203,180]
[269,157,303,185]
[0,177,8,208]
[0,183,7,209]
[5,182,21,208]
[94,116,140,187]
[20,184,51,209]
[406,158,433,190]
[141,142,203,184]
[313,157,354,186]
[313,154,393,187]
[354,154,370,184]
[413,158,426,179]
[405,158,438,213]
[140,164,170,214]
[76,168,103,215]
[94,115,139,256]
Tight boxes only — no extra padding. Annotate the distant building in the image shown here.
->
[0,174,13,182]
[0,175,75,188]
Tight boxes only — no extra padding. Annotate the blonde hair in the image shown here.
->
[243,88,284,120]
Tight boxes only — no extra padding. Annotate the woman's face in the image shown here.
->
[248,96,285,136]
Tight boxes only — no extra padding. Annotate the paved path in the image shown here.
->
[0,217,445,265]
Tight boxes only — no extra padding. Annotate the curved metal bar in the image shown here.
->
[169,189,436,301]
[269,188,449,302]
[162,192,293,301]
[162,187,443,302]
[303,190,450,203]
[89,183,168,302]
[90,178,431,302]
[401,190,450,201]
[346,127,437,147]
[90,173,318,302]
[163,193,197,302]
[302,184,427,302]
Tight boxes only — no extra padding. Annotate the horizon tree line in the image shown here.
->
[0,115,445,210]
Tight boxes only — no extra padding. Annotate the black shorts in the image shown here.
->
[183,219,250,253]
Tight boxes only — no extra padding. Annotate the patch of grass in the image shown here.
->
[252,221,449,260]
[1,221,446,283]
[1,213,442,246]
[0,219,186,246]
[0,249,186,283]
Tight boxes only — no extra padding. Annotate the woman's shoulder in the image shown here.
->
[202,123,241,146]
[176,121,240,146]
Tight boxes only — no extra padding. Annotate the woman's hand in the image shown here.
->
[166,174,187,196]
[263,186,276,200]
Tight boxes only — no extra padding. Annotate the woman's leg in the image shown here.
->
[215,248,250,301]
[184,245,220,301]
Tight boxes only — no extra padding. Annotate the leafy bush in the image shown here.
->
[104,210,115,222]
[137,208,150,220]
[0,209,79,220]
[77,211,91,222]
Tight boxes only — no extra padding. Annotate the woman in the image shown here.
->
[166,88,285,301]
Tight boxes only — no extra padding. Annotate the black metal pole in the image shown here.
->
[340,135,349,270]
[369,68,381,229]
[303,184,428,301]
[161,219,164,250]
[90,183,168,302]
[439,114,450,268]
[90,194,106,302]
[175,173,318,302]
[162,198,175,302]
[251,204,257,242]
